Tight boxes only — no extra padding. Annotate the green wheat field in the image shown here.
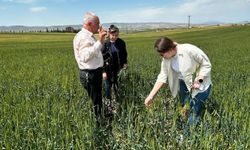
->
[0,25,249,149]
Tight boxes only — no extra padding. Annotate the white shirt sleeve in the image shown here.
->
[156,59,168,83]
[189,45,212,77]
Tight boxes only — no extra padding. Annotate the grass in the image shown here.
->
[0,25,249,149]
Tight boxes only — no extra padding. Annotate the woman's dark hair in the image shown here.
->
[154,37,176,53]
[109,24,119,33]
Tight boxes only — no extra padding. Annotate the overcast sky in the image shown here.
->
[0,0,250,26]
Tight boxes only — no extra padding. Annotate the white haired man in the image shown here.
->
[73,12,107,121]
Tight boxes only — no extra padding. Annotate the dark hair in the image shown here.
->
[154,37,176,53]
[109,24,119,33]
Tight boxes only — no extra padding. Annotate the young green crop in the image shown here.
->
[0,26,249,149]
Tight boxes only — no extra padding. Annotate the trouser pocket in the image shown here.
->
[80,71,89,89]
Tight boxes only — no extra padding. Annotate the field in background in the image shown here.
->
[0,26,249,149]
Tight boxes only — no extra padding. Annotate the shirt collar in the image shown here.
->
[81,28,94,37]
[176,44,183,56]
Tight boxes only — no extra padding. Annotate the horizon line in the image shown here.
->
[1,20,248,27]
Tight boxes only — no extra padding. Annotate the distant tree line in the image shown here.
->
[0,26,81,33]
[46,27,80,33]
[1,23,250,33]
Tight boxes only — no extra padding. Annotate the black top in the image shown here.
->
[102,38,128,73]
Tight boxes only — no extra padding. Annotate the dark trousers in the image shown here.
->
[80,67,103,118]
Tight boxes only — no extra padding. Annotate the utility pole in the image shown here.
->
[188,15,191,29]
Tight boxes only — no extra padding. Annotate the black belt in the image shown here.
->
[80,67,103,73]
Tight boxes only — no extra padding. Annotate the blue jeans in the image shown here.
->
[179,80,211,128]
[105,79,112,100]
[104,71,118,100]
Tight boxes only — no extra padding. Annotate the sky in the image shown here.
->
[0,0,250,26]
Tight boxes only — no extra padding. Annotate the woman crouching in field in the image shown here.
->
[144,37,212,136]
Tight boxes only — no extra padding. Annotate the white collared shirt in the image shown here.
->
[73,28,103,70]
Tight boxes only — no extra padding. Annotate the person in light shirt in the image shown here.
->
[73,12,107,120]
[144,37,212,134]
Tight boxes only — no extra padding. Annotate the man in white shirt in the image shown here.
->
[73,12,107,120]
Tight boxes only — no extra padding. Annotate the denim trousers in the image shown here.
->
[104,71,118,100]
[179,80,211,128]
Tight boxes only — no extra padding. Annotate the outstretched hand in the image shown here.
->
[144,96,154,107]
